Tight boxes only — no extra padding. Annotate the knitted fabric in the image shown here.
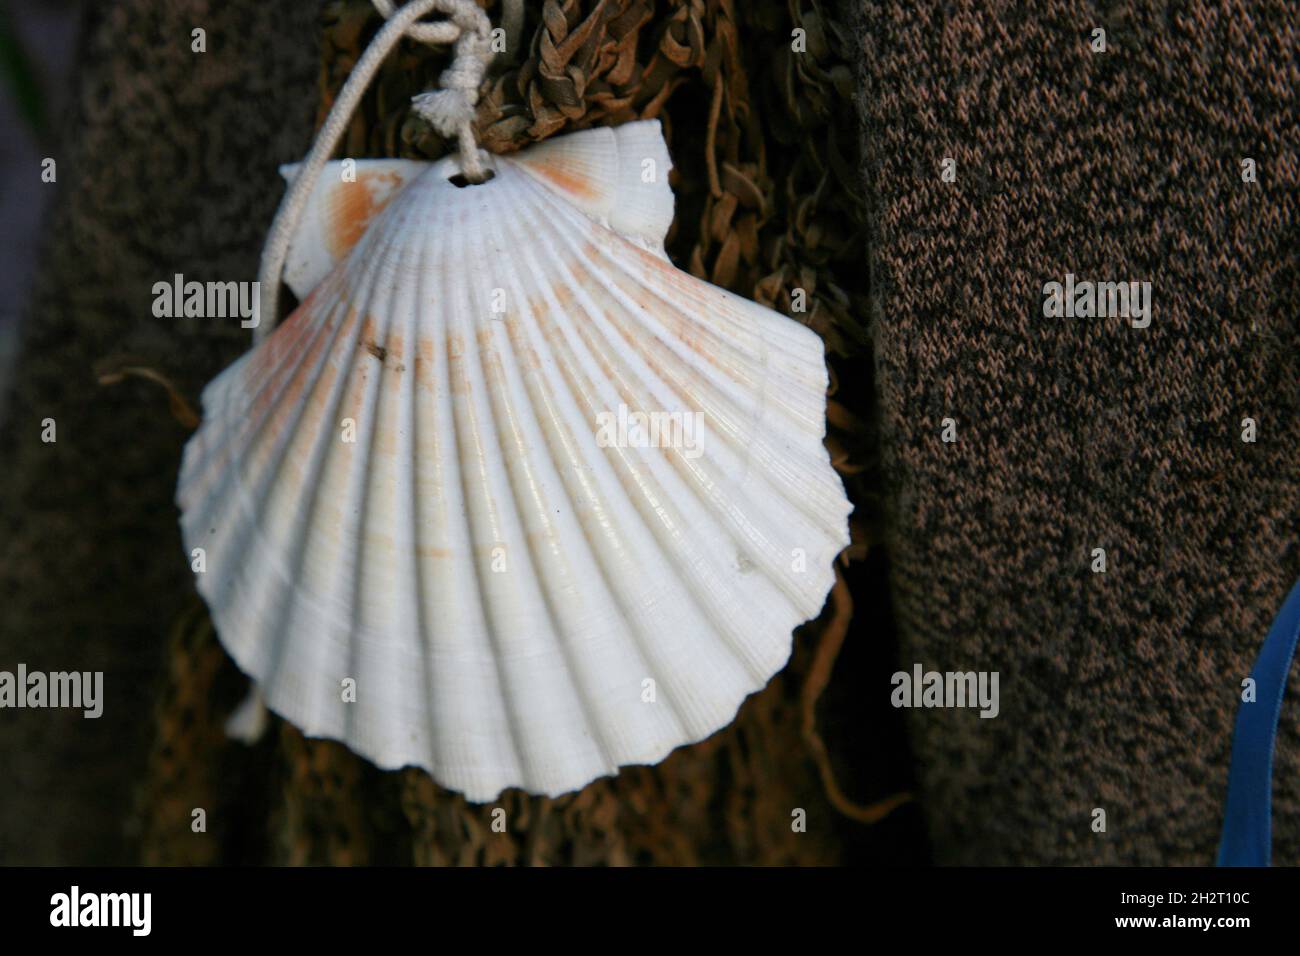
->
[853,0,1300,864]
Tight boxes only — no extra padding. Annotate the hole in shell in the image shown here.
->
[449,168,496,188]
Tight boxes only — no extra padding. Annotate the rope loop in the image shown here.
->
[254,0,495,342]
[375,0,494,182]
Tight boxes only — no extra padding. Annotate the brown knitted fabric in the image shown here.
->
[854,1,1300,863]
[0,0,320,863]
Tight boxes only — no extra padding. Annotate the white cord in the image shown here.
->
[255,0,493,343]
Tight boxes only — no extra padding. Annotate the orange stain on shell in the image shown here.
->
[414,339,436,388]
[326,171,404,261]
[447,331,469,394]
[528,162,597,201]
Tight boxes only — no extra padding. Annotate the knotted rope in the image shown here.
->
[254,0,494,343]
[374,0,494,183]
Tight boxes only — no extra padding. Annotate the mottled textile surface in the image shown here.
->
[0,1,319,863]
[853,1,1300,863]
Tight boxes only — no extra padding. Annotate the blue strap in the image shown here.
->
[1217,575,1300,866]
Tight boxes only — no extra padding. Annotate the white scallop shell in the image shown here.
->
[177,120,852,801]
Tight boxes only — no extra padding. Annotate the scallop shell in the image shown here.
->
[177,121,852,801]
